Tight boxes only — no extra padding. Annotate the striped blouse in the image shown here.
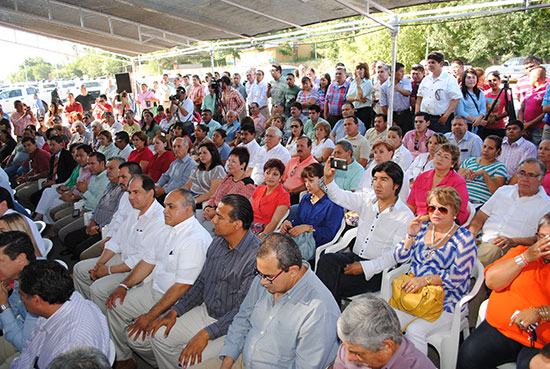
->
[393,222,477,313]
[460,157,508,204]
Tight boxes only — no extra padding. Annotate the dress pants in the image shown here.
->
[14,181,39,210]
[315,252,382,307]
[54,212,87,244]
[129,304,225,369]
[64,227,102,258]
[477,240,508,267]
[0,337,18,369]
[73,254,129,315]
[107,282,163,362]
[34,186,65,224]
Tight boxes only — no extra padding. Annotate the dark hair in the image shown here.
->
[119,161,142,175]
[98,130,112,142]
[76,144,93,155]
[89,151,106,165]
[485,135,503,154]
[291,101,303,111]
[388,125,403,138]
[257,233,302,271]
[411,63,424,72]
[414,112,430,122]
[241,123,256,136]
[45,127,57,140]
[342,101,354,110]
[524,56,542,65]
[214,128,227,139]
[0,187,14,209]
[301,76,311,85]
[507,119,525,131]
[308,104,321,113]
[21,137,35,145]
[297,135,312,147]
[272,64,282,73]
[372,161,403,197]
[220,194,253,230]
[198,142,222,171]
[301,162,324,179]
[229,146,250,169]
[48,135,64,145]
[344,115,358,125]
[0,231,36,262]
[427,51,445,63]
[452,59,464,66]
[220,76,231,86]
[130,174,155,193]
[263,158,285,175]
[375,113,387,122]
[461,68,482,98]
[541,343,550,359]
[202,109,212,115]
[115,131,130,144]
[395,62,405,71]
[99,94,107,100]
[19,260,74,304]
[196,124,209,134]
[321,73,331,92]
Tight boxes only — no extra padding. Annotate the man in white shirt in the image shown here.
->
[469,158,550,266]
[73,174,165,314]
[106,189,212,369]
[365,113,389,147]
[342,116,370,167]
[416,51,462,133]
[317,161,413,306]
[170,87,194,123]
[237,123,261,178]
[444,116,482,165]
[249,70,269,120]
[388,126,413,171]
[102,111,123,136]
[250,127,291,185]
[113,131,133,160]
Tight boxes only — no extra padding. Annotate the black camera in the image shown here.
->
[169,95,178,101]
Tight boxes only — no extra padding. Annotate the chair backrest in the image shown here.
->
[274,208,290,232]
[35,220,46,235]
[109,339,116,365]
[42,238,53,257]
[477,299,489,327]
[462,202,476,227]
[450,258,485,334]
[314,226,357,272]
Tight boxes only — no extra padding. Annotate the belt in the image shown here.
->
[393,109,410,114]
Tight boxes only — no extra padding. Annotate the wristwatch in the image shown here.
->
[0,303,10,313]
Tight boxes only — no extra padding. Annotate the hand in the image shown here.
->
[178,329,211,368]
[57,185,67,194]
[438,114,449,126]
[150,310,178,338]
[289,224,311,237]
[401,276,428,294]
[60,192,73,202]
[88,263,102,280]
[16,174,28,183]
[85,220,99,236]
[407,215,424,237]
[76,181,88,193]
[203,207,216,221]
[155,186,165,196]
[324,157,336,183]
[127,313,155,341]
[343,262,363,275]
[42,179,55,188]
[280,220,292,234]
[93,264,110,279]
[0,281,9,305]
[106,286,127,310]
[523,235,550,263]
[491,236,515,249]
[510,308,540,331]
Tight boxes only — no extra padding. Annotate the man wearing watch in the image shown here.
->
[281,136,317,204]
[0,231,38,368]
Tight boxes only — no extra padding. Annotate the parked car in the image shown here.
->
[82,81,103,99]
[486,57,528,83]
[0,86,39,114]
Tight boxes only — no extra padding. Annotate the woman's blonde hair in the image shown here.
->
[427,186,462,217]
[0,213,41,256]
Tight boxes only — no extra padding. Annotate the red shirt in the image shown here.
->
[252,184,290,224]
[93,103,113,120]
[145,150,175,182]
[65,102,83,123]
[24,147,51,176]
[154,113,166,124]
[484,89,510,129]
[127,147,154,172]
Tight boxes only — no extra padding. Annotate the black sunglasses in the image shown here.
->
[427,205,449,215]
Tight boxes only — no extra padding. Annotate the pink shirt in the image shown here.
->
[543,172,550,196]
[523,82,549,128]
[407,169,470,225]
[138,91,158,109]
[402,129,434,159]
[10,111,37,137]
[282,155,318,192]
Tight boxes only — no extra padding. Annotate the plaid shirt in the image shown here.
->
[221,86,245,115]
[326,81,350,116]
[188,84,205,105]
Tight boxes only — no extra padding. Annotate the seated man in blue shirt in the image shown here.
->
[333,140,365,191]
[155,137,196,200]
[0,231,38,368]
[197,233,341,369]
[330,102,367,143]
[222,110,240,145]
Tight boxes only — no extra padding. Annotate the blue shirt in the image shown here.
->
[156,154,196,193]
[292,193,345,246]
[380,78,412,112]
[331,118,366,143]
[334,158,365,191]
[444,131,483,165]
[205,119,222,139]
[456,90,487,125]
[221,265,340,369]
[222,121,241,143]
[542,84,550,123]
[0,280,38,351]
[218,143,231,161]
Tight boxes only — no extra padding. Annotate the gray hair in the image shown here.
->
[91,120,102,129]
[173,136,189,148]
[72,121,85,129]
[451,115,467,124]
[257,233,302,271]
[169,188,196,213]
[108,156,125,167]
[266,126,282,138]
[337,294,403,351]
[519,157,546,177]
[537,213,550,231]
[49,346,110,369]
[336,140,354,156]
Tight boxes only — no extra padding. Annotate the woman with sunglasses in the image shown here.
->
[407,143,470,225]
[458,135,508,205]
[458,213,550,369]
[393,187,476,354]
[286,118,305,157]
[407,133,448,185]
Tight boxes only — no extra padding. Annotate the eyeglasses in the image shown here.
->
[517,170,541,179]
[291,125,300,129]
[254,266,283,284]
[427,205,449,215]
[435,151,452,161]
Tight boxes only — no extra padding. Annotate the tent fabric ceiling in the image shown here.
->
[0,0,445,57]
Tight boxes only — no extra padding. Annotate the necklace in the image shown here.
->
[424,223,456,260]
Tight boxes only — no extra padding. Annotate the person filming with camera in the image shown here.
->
[170,87,194,123]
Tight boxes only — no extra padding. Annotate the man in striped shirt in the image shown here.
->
[325,66,350,127]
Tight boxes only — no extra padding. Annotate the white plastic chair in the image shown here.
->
[379,258,485,369]
[476,300,516,369]
[42,238,53,257]
[274,209,290,232]
[34,220,46,235]
[109,338,116,365]
[55,259,69,269]
[462,202,476,227]
[311,218,346,265]
[314,227,357,272]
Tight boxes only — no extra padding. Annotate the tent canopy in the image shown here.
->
[0,0,447,57]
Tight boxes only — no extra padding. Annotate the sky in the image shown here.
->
[0,25,82,81]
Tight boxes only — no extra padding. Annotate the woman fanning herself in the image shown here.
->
[458,135,508,205]
[280,163,344,261]
[458,213,550,369]
[408,143,470,224]
[250,159,290,237]
[393,186,477,354]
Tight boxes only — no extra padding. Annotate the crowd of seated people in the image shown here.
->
[1,52,550,369]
